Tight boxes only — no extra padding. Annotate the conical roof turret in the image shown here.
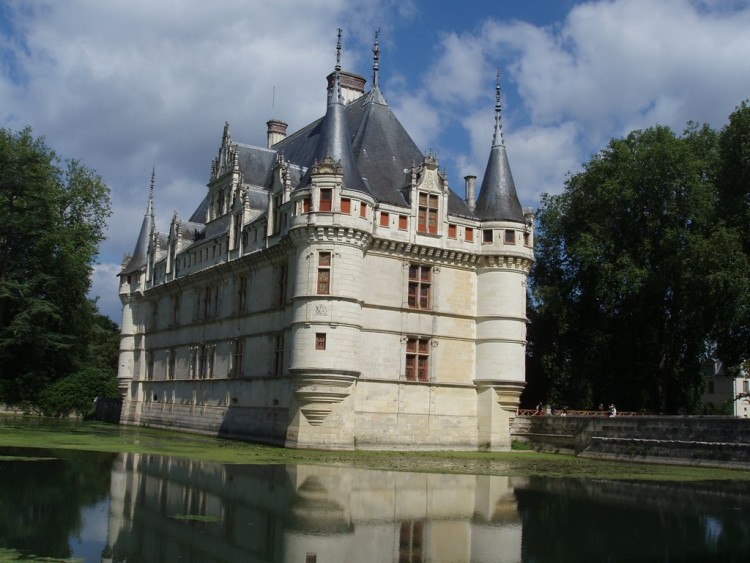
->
[304,29,370,195]
[474,71,524,223]
[121,169,155,275]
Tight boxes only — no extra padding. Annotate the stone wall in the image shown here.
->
[511,415,750,469]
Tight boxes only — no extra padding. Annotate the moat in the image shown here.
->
[2,443,750,562]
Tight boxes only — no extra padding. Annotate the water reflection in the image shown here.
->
[104,455,524,563]
[1,447,750,562]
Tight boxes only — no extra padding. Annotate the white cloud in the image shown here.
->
[409,0,750,209]
[1,0,413,325]
[90,262,123,323]
[4,0,750,325]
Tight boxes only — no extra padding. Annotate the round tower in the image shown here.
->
[473,71,535,449]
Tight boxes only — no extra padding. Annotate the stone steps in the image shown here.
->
[511,415,750,469]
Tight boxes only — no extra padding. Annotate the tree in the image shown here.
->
[0,127,112,405]
[527,124,750,414]
[714,102,750,367]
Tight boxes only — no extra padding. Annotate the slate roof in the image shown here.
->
[121,196,153,275]
[474,143,524,223]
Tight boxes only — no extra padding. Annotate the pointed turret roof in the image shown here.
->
[300,29,370,195]
[121,169,155,275]
[474,71,524,223]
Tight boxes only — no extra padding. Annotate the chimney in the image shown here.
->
[464,175,477,211]
[326,70,366,105]
[266,119,288,148]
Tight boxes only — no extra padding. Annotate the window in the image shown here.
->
[211,285,220,318]
[206,345,215,379]
[524,231,530,247]
[320,189,332,212]
[303,197,311,214]
[189,347,198,378]
[231,339,244,378]
[465,227,474,242]
[171,295,180,326]
[274,334,284,376]
[405,338,430,382]
[448,224,457,239]
[483,229,493,244]
[504,229,516,244]
[398,215,408,230]
[417,192,439,234]
[202,286,212,319]
[277,264,287,306]
[380,211,390,227]
[197,346,205,379]
[317,252,331,295]
[233,213,242,249]
[237,276,247,313]
[273,194,283,234]
[360,202,367,218]
[399,520,424,563]
[341,197,351,214]
[408,265,431,309]
[315,333,326,350]
[167,349,176,380]
[146,351,154,381]
[305,554,317,563]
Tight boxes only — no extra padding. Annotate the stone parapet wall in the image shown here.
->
[511,415,750,469]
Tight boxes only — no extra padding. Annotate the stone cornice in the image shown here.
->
[288,224,372,248]
[144,238,294,297]
[369,237,533,272]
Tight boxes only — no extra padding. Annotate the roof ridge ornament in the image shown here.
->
[335,28,342,73]
[493,69,505,148]
[372,29,380,90]
[149,166,155,218]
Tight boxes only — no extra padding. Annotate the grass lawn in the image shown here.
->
[1,414,747,481]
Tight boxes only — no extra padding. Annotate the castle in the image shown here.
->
[117,32,534,450]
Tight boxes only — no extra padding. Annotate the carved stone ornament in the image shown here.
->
[311,155,344,176]
[291,371,358,425]
[476,379,526,413]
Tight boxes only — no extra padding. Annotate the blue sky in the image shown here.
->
[2,0,749,323]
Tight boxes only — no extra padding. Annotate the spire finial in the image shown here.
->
[335,28,342,72]
[372,29,380,89]
[149,166,156,217]
[493,69,504,147]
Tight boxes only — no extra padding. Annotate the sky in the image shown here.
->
[2,0,749,324]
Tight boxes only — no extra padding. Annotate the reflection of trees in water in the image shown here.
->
[0,447,116,559]
[516,478,750,562]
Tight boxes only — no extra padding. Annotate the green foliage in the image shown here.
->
[0,127,113,405]
[38,367,119,418]
[528,117,750,414]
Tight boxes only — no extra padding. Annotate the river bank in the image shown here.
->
[1,415,748,481]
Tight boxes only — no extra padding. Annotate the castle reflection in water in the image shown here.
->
[104,453,523,562]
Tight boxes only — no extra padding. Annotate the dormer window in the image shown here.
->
[417,192,439,234]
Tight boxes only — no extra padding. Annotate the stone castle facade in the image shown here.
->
[117,33,534,450]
